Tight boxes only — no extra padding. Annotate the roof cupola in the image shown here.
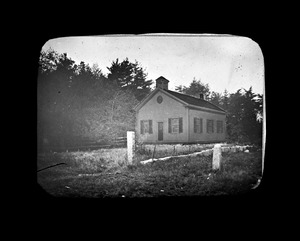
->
[155,76,169,90]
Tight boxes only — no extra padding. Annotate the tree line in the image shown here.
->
[38,49,263,152]
[38,48,152,151]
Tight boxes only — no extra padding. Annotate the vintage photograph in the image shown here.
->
[37,34,264,198]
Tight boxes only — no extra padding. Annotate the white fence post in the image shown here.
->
[212,144,222,170]
[127,131,135,164]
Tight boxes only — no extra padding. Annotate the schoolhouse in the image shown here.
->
[134,76,226,144]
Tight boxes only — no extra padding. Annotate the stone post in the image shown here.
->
[212,144,222,170]
[127,131,135,164]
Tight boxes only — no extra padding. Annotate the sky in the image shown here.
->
[42,34,264,94]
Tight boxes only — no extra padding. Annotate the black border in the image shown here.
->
[25,20,275,222]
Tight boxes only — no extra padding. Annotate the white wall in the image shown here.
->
[189,108,226,142]
[137,90,188,143]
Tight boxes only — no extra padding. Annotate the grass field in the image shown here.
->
[37,145,262,198]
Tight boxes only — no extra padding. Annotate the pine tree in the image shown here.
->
[107,58,153,101]
[175,78,210,99]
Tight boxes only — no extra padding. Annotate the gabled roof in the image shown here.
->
[134,87,225,113]
[165,90,225,112]
[156,76,170,82]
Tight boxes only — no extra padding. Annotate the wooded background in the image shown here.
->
[37,49,263,152]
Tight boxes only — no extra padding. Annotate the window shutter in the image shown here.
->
[212,120,214,133]
[206,120,209,133]
[140,120,144,134]
[194,118,197,133]
[206,119,209,133]
[221,121,223,133]
[200,118,203,133]
[149,120,153,134]
[168,118,171,133]
[179,117,183,133]
[218,121,222,133]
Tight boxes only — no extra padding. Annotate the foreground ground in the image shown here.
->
[37,147,262,198]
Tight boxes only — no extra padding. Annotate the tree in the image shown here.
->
[106,89,139,137]
[209,91,223,107]
[38,50,143,150]
[226,87,262,144]
[38,47,60,75]
[226,89,244,142]
[175,78,211,99]
[73,89,138,142]
[38,50,79,149]
[221,89,229,111]
[107,58,153,101]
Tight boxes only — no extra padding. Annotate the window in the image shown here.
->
[217,120,224,133]
[171,118,179,133]
[207,119,214,133]
[194,117,203,133]
[168,117,183,134]
[157,95,163,104]
[140,120,153,134]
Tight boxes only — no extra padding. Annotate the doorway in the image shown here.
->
[158,122,163,141]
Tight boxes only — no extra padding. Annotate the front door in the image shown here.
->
[158,122,163,141]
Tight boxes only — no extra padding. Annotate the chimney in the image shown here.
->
[199,93,204,100]
[156,76,169,90]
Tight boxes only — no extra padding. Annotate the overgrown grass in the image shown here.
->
[37,146,262,198]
